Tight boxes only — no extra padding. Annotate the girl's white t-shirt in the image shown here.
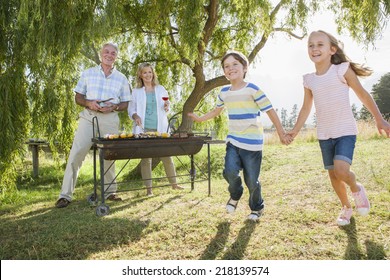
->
[303,62,358,140]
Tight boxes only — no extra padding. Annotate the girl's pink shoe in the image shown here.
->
[352,184,370,216]
[337,206,353,226]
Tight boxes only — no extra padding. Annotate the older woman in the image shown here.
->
[128,63,183,196]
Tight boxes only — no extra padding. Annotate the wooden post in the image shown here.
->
[31,144,39,177]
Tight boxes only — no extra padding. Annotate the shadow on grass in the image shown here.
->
[340,217,387,260]
[17,165,66,191]
[365,240,387,260]
[222,220,257,260]
[340,218,364,259]
[139,195,184,218]
[199,222,231,260]
[0,202,151,260]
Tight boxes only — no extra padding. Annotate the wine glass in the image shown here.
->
[162,97,169,111]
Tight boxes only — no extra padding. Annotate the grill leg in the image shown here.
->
[190,155,195,191]
[99,149,105,204]
[93,145,98,199]
[208,142,211,196]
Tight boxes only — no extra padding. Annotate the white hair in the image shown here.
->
[101,42,119,54]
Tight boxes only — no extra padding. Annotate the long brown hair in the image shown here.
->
[135,62,160,88]
[311,30,372,77]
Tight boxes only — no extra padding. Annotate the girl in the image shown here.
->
[128,63,183,196]
[289,30,390,226]
[188,50,290,221]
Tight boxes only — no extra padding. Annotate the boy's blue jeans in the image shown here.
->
[223,142,264,211]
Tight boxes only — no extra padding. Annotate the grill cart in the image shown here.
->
[90,117,214,216]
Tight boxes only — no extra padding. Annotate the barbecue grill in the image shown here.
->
[92,135,209,160]
[89,117,213,216]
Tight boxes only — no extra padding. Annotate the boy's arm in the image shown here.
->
[266,109,287,142]
[188,107,224,122]
[289,87,313,138]
[345,67,390,137]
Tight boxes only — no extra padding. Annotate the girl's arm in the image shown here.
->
[188,107,224,122]
[345,67,390,137]
[289,87,314,138]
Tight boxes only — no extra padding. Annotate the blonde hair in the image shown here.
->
[135,62,159,88]
[310,30,372,77]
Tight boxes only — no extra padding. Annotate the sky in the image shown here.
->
[246,11,390,126]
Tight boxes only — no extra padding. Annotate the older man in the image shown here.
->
[55,42,131,208]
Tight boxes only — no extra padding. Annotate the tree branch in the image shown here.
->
[274,27,306,39]
[192,0,220,87]
[202,0,219,50]
[248,0,288,63]
[80,43,100,65]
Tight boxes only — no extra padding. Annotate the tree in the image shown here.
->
[288,104,298,128]
[280,108,288,127]
[312,112,317,127]
[359,106,372,121]
[371,72,390,119]
[1,0,98,195]
[106,0,390,131]
[2,0,390,195]
[351,103,359,119]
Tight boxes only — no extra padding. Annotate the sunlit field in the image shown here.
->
[0,121,389,260]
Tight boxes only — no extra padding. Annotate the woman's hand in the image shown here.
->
[132,114,142,126]
[163,100,170,112]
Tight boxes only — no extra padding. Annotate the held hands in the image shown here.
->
[281,130,299,145]
[278,130,294,145]
[286,130,299,140]
[283,133,294,145]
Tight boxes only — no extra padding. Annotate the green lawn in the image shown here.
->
[0,138,389,260]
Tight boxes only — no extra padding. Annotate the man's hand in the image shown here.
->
[85,100,101,111]
[98,102,116,113]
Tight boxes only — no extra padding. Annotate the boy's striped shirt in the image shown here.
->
[216,82,273,151]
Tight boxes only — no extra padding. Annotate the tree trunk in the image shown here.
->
[125,158,161,179]
[179,75,229,132]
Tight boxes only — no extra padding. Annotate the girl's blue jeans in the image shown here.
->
[223,142,264,211]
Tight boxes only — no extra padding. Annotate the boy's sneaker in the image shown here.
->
[226,198,238,214]
[352,184,370,216]
[337,206,353,226]
[247,209,264,222]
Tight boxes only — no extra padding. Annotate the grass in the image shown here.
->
[0,126,389,260]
